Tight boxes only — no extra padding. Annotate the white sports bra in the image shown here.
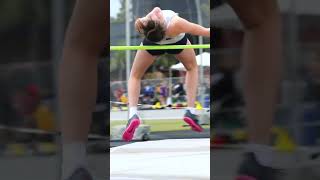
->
[155,10,185,45]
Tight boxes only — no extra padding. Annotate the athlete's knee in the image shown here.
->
[240,7,280,31]
[184,62,198,72]
[64,29,105,57]
[130,71,144,80]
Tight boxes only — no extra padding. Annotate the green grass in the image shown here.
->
[110,119,210,132]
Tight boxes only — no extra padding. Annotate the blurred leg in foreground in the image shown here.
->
[228,0,283,179]
[58,0,107,179]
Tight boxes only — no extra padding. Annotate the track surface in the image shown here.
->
[110,129,210,147]
[0,130,210,180]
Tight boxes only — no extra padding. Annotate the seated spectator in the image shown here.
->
[113,87,124,102]
[172,82,186,103]
[141,84,155,105]
[159,82,169,105]
[142,84,155,98]
[120,93,128,104]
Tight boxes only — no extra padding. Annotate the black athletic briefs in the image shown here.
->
[142,35,188,56]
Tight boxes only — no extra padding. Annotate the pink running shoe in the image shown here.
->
[122,114,141,141]
[183,110,203,132]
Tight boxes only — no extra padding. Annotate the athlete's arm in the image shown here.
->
[170,16,210,37]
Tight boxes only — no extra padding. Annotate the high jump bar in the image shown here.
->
[110,44,210,51]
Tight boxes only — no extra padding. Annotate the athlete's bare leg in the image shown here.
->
[128,50,157,110]
[228,0,282,145]
[58,0,107,179]
[175,40,198,108]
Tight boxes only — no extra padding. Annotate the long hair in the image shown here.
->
[135,18,165,42]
